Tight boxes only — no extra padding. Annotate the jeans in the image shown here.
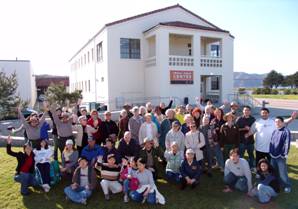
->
[224,172,248,192]
[239,143,255,168]
[212,144,224,169]
[36,163,51,185]
[64,186,92,204]
[130,190,156,204]
[271,157,291,188]
[166,171,181,183]
[123,179,130,193]
[256,184,277,203]
[53,134,59,160]
[203,145,213,173]
[256,151,271,166]
[14,172,36,195]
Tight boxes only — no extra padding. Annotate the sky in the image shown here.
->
[0,0,297,76]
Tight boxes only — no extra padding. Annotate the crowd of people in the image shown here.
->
[5,99,297,205]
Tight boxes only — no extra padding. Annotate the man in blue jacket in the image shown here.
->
[269,116,291,193]
[81,137,104,166]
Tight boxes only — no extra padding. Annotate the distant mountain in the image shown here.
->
[234,72,267,88]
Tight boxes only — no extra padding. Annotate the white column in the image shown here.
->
[192,33,201,104]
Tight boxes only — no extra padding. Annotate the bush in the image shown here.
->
[238,88,246,94]
[262,87,271,94]
[252,88,262,94]
[271,89,279,95]
[284,89,292,95]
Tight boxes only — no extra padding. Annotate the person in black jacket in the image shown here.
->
[99,111,119,144]
[250,159,280,203]
[6,136,36,195]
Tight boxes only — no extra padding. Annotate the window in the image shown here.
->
[88,80,90,92]
[211,77,220,90]
[120,38,140,59]
[97,42,103,62]
[210,45,220,57]
[91,48,94,61]
[84,54,86,64]
[87,52,90,63]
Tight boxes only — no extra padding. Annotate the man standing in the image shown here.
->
[270,116,292,193]
[235,106,256,169]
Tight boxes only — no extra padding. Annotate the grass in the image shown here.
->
[252,94,298,100]
[0,147,298,209]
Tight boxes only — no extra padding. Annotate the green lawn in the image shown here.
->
[252,94,298,100]
[0,147,298,209]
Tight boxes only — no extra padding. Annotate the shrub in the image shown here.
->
[262,88,271,94]
[271,89,279,95]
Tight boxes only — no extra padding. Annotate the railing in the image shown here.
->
[169,55,194,67]
[200,56,222,68]
[227,93,262,110]
[145,56,156,67]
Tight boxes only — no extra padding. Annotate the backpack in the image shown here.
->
[49,160,61,186]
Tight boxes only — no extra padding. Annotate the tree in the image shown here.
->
[263,70,284,88]
[0,72,25,119]
[45,82,82,107]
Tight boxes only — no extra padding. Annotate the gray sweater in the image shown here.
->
[19,110,46,140]
[51,107,73,137]
[135,168,154,188]
[128,116,144,143]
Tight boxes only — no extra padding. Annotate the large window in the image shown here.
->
[97,42,103,62]
[211,76,220,90]
[210,44,220,57]
[120,38,140,59]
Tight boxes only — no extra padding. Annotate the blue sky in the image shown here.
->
[0,0,297,75]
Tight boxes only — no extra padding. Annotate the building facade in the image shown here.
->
[0,59,36,107]
[69,4,234,110]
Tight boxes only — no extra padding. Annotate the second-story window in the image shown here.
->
[120,38,140,59]
[97,42,103,62]
[210,44,220,57]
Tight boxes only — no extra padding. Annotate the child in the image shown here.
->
[64,156,97,205]
[33,139,53,192]
[120,157,139,203]
[100,154,122,200]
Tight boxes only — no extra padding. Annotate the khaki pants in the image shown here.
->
[100,179,122,195]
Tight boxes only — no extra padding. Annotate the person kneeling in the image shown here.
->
[100,154,122,200]
[6,136,37,195]
[180,149,201,190]
[223,148,252,194]
[64,156,97,205]
[164,142,183,184]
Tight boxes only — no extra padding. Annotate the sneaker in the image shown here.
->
[284,187,291,193]
[105,194,110,201]
[142,196,147,204]
[42,184,50,193]
[123,194,129,203]
[81,198,87,205]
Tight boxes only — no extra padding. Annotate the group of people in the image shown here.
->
[5,99,296,205]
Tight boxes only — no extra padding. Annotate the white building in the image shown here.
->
[0,60,37,107]
[69,4,234,110]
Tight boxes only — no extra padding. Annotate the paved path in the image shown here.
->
[255,98,298,110]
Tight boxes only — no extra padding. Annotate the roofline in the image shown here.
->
[0,60,30,62]
[69,4,230,62]
[143,22,230,34]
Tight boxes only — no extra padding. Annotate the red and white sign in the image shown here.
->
[170,70,193,84]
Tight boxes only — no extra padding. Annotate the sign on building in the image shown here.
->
[170,70,193,84]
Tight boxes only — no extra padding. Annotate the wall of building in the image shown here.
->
[0,60,36,107]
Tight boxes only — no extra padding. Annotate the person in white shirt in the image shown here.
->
[223,148,252,194]
[185,122,205,162]
[33,139,53,192]
[138,114,158,147]
[246,108,296,166]
[165,121,185,152]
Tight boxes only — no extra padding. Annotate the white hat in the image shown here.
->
[186,148,195,155]
[66,139,73,146]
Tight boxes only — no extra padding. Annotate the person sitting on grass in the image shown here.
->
[164,142,184,184]
[6,135,36,196]
[100,154,122,201]
[33,139,53,193]
[223,148,252,194]
[64,156,97,205]
[130,158,165,205]
[180,148,201,190]
[250,158,279,203]
[60,139,79,176]
[120,157,139,203]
